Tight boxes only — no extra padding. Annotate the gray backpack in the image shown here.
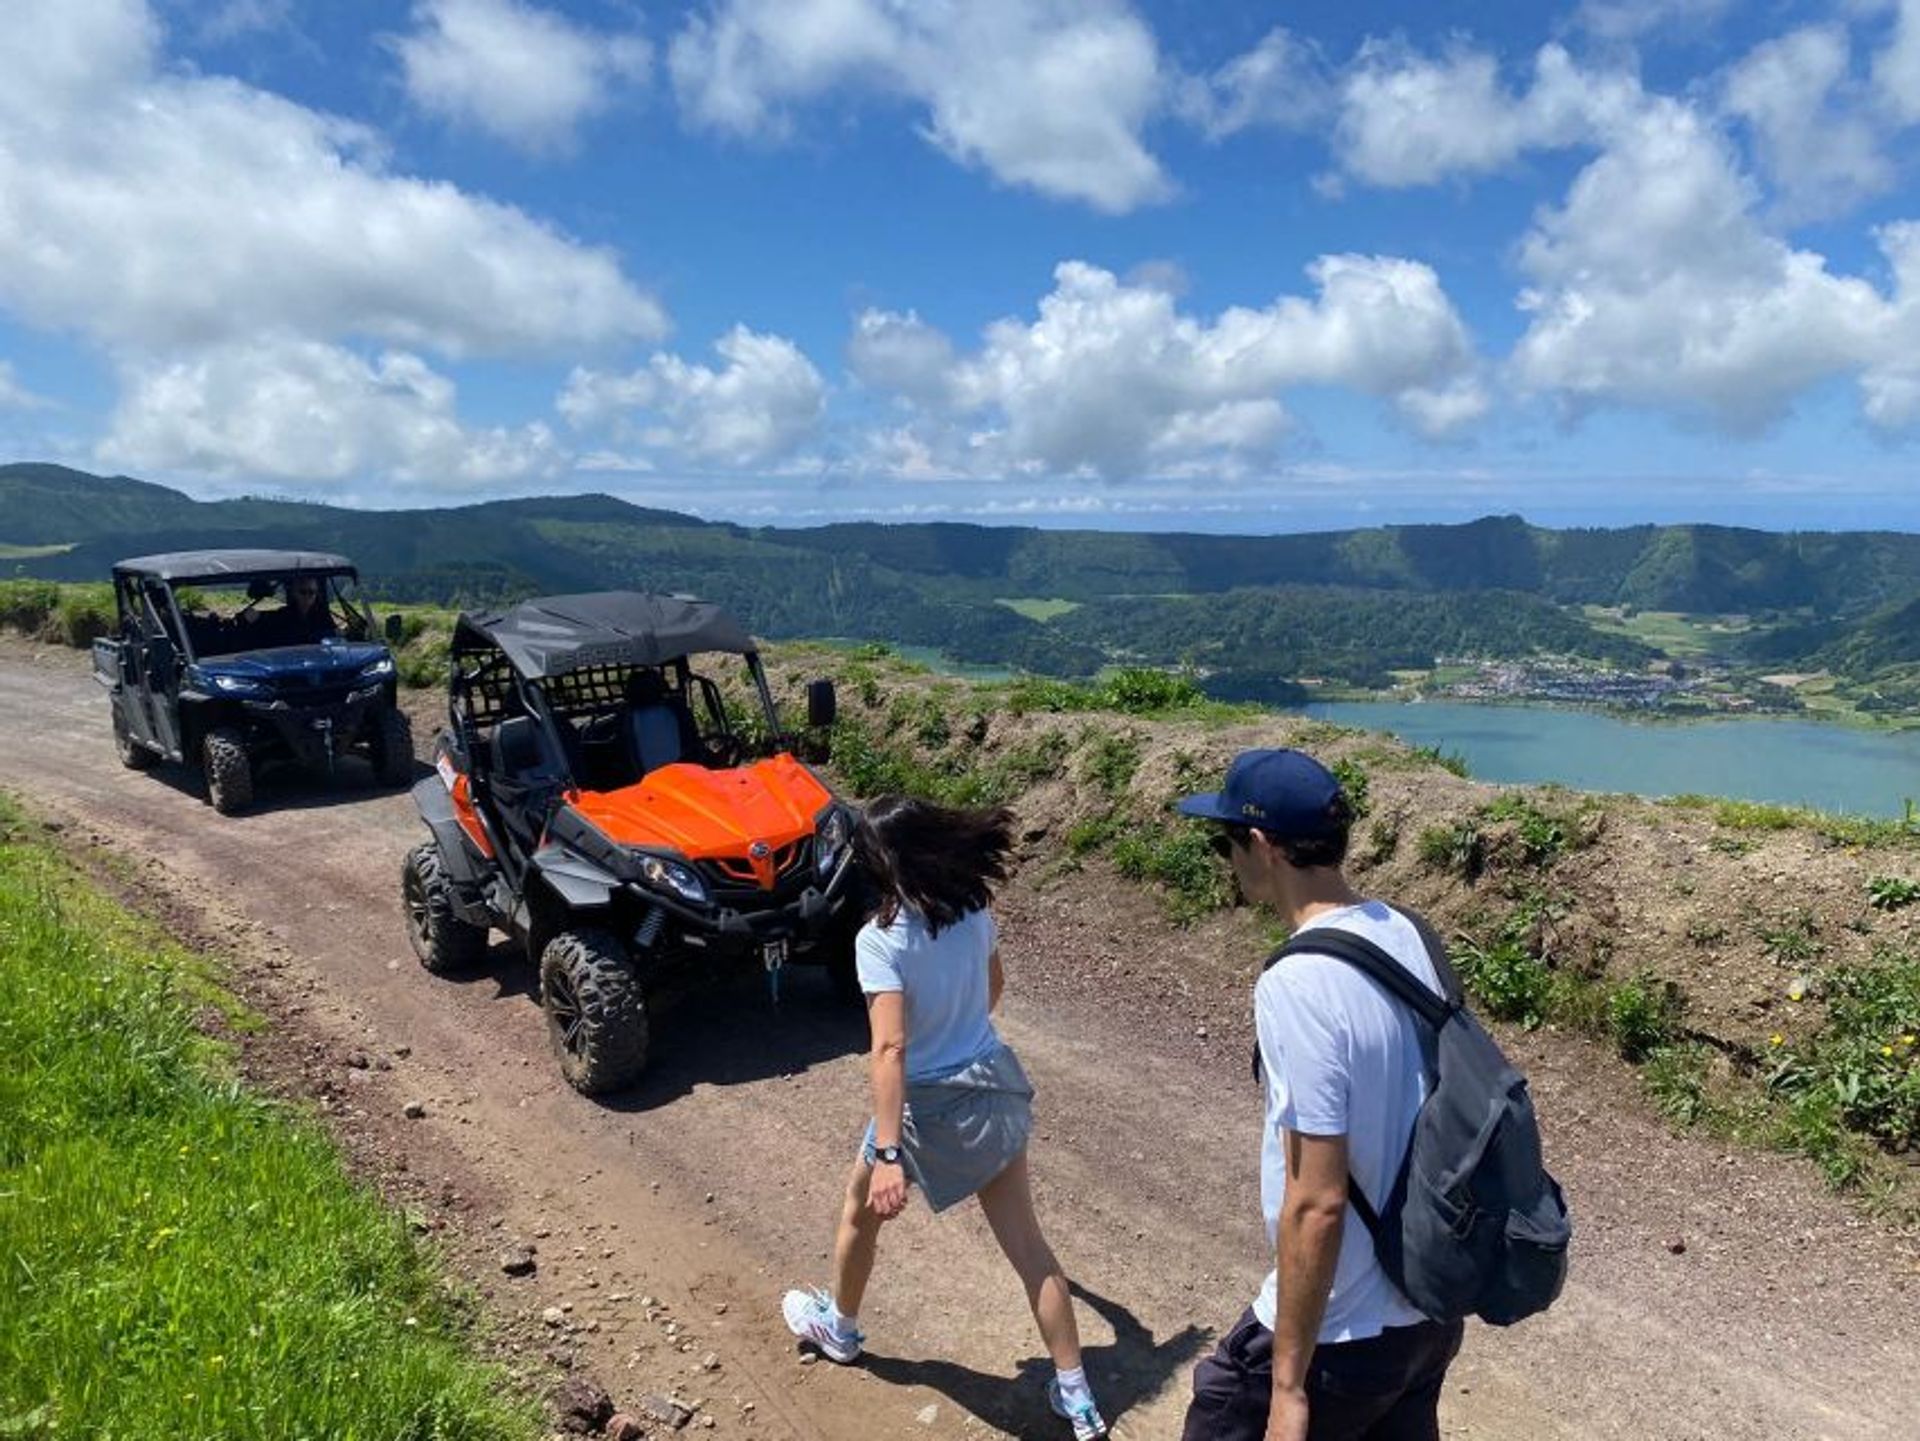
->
[1262,912,1570,1326]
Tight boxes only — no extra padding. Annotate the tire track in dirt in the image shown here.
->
[3,646,1915,1440]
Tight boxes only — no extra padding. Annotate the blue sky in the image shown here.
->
[2,0,1919,533]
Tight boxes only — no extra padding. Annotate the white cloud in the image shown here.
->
[1874,0,1920,125]
[0,0,666,357]
[560,327,828,467]
[669,0,1169,212]
[100,338,565,486]
[1723,26,1891,222]
[194,0,296,46]
[1175,27,1331,140]
[847,309,958,408]
[394,0,649,154]
[855,258,1486,481]
[1510,99,1896,432]
[1861,221,1920,428]
[1333,41,1637,188]
[1576,0,1734,43]
[0,362,49,411]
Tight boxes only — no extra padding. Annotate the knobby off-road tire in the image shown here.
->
[402,842,488,975]
[202,727,254,814]
[540,928,650,1095]
[372,707,415,787]
[112,706,157,771]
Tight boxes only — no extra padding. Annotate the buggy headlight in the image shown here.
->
[359,655,396,679]
[815,805,851,877]
[208,671,264,695]
[637,853,709,906]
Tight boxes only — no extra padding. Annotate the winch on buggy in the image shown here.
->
[401,591,862,1094]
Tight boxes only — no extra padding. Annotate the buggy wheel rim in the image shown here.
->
[402,864,432,955]
[546,968,586,1058]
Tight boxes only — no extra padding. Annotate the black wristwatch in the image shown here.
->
[872,1145,903,1166]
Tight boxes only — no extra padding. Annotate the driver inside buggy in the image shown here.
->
[179,574,351,656]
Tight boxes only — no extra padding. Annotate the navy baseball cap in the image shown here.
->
[1174,748,1346,837]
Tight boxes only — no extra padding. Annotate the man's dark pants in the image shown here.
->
[1179,1309,1464,1441]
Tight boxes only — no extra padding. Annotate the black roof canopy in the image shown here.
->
[455,591,758,680]
[112,549,357,582]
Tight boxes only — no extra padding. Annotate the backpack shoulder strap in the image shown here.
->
[1273,927,1456,1029]
[1398,907,1467,1009]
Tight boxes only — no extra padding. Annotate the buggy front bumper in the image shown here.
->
[241,690,384,767]
[631,854,860,959]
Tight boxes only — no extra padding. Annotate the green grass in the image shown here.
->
[995,597,1081,622]
[996,667,1239,720]
[1579,605,1751,658]
[1668,794,1920,849]
[1867,875,1920,912]
[1110,823,1234,924]
[0,796,538,1441]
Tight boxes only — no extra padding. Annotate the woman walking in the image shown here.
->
[781,796,1108,1440]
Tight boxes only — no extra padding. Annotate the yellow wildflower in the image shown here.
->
[1769,1033,1785,1047]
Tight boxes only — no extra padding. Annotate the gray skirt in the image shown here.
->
[860,1043,1035,1213]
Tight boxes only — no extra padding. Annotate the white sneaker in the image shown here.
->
[1047,1378,1108,1440]
[781,1287,863,1364]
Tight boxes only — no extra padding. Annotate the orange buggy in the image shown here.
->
[402,591,860,1093]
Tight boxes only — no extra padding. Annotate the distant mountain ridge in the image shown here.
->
[6,463,1919,692]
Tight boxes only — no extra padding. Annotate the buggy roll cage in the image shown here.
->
[112,566,370,667]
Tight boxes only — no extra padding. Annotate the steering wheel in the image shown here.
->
[702,734,743,768]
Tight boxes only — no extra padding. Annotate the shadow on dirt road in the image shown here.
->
[864,1281,1208,1438]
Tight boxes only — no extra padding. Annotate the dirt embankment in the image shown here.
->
[4,635,1919,1440]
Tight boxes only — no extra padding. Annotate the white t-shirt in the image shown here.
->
[854,906,1002,1082]
[1252,900,1440,1341]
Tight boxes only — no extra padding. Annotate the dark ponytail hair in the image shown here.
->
[853,795,1014,935]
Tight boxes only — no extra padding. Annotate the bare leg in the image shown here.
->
[832,1158,884,1318]
[976,1150,1083,1370]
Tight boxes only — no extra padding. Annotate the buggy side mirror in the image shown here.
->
[805,678,837,729]
[384,613,404,645]
[246,578,276,602]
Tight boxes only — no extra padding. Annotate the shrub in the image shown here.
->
[1080,730,1141,795]
[1363,809,1404,865]
[54,593,112,647]
[1329,757,1371,819]
[0,579,60,634]
[1606,972,1683,1062]
[1408,742,1470,777]
[1416,819,1485,881]
[1768,949,1920,1152]
[1643,1043,1713,1127]
[1452,933,1553,1028]
[1867,875,1920,912]
[1755,909,1823,967]
[1101,667,1204,714]
[1110,824,1233,923]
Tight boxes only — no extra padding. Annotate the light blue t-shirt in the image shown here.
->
[854,906,1002,1082]
[1253,901,1440,1342]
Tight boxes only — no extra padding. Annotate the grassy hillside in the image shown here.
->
[752,644,1920,1216]
[7,464,1920,705]
[0,794,539,1439]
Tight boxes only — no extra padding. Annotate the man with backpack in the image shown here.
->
[1174,749,1567,1440]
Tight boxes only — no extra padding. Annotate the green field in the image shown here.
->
[1580,604,1756,657]
[995,596,1083,622]
[0,794,538,1441]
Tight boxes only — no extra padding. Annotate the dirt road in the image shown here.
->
[4,645,1916,1440]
